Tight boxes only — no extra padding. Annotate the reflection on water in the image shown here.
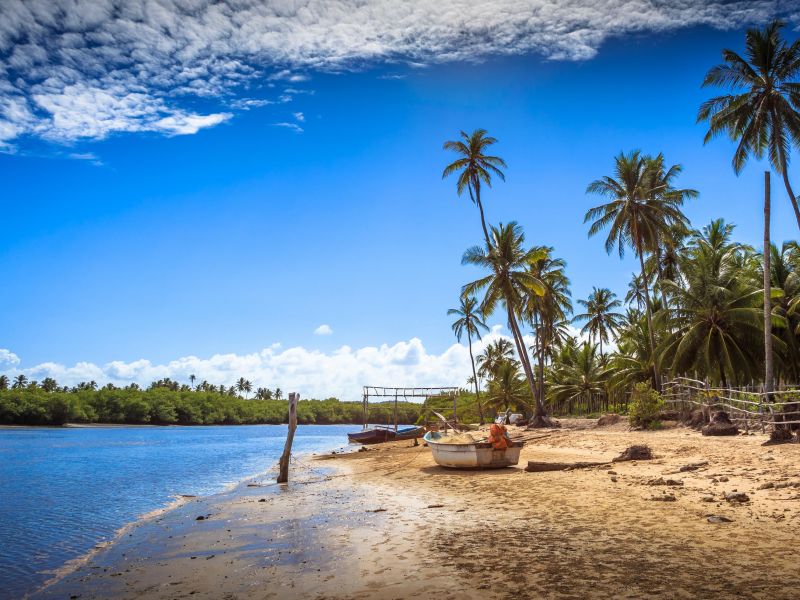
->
[0,424,352,598]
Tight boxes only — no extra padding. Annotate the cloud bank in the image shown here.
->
[0,0,788,149]
[0,327,532,401]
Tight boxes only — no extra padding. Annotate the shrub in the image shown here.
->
[629,383,664,428]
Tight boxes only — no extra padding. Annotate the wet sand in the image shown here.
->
[34,420,800,599]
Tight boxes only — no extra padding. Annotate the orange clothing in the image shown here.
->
[488,424,511,450]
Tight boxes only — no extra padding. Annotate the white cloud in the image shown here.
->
[314,324,333,335]
[272,122,304,133]
[293,111,305,122]
[0,349,20,367]
[0,0,788,149]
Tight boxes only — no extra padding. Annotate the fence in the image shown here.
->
[661,377,800,433]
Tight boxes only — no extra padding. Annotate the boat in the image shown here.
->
[347,425,425,445]
[423,431,524,469]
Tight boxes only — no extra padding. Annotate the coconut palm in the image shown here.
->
[442,129,507,248]
[585,151,690,389]
[274,388,283,400]
[522,247,572,404]
[573,287,624,358]
[189,374,196,389]
[549,342,607,415]
[12,374,28,389]
[699,20,800,228]
[236,377,252,399]
[607,309,658,395]
[767,242,800,382]
[462,222,551,424]
[484,361,530,415]
[476,339,516,379]
[0,374,8,390]
[40,377,58,393]
[625,273,648,310]
[659,221,767,387]
[448,295,489,423]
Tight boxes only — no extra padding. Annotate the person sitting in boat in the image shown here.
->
[488,423,512,450]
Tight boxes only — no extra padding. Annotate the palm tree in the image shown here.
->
[442,129,507,248]
[659,220,766,387]
[40,377,58,392]
[767,242,800,382]
[625,273,648,310]
[476,339,516,380]
[0,374,8,390]
[607,309,658,395]
[255,387,274,400]
[236,377,252,399]
[448,295,489,424]
[549,342,607,415]
[189,374,196,389]
[585,151,690,390]
[573,287,624,358]
[485,361,530,415]
[274,388,283,400]
[698,20,800,229]
[523,247,572,404]
[12,374,28,389]
[462,222,551,425]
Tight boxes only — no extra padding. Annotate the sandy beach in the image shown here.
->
[34,420,800,600]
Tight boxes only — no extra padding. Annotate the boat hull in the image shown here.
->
[423,432,524,469]
[348,426,425,445]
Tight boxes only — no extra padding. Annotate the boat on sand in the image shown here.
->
[348,425,425,445]
[423,431,524,469]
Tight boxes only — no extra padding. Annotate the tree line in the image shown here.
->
[444,21,800,423]
[0,381,426,427]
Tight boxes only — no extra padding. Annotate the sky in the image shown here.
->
[1,0,800,400]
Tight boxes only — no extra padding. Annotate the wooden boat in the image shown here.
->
[423,431,524,469]
[347,425,425,445]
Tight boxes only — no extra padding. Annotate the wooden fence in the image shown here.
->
[661,377,800,433]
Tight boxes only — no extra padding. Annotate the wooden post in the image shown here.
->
[277,392,298,484]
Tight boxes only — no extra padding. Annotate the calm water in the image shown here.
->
[0,424,354,599]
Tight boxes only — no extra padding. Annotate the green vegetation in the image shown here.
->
[628,383,665,429]
[0,384,426,427]
[441,21,800,421]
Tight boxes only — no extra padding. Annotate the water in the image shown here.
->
[0,424,354,599]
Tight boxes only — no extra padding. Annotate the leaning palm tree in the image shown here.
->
[585,151,690,390]
[448,295,489,424]
[462,222,552,425]
[442,129,507,248]
[574,287,624,358]
[699,20,800,228]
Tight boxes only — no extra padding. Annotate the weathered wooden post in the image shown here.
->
[277,392,298,484]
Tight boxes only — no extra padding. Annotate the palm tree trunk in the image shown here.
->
[467,332,484,424]
[764,171,774,396]
[655,245,669,309]
[779,160,800,231]
[506,305,550,424]
[637,247,661,391]
[474,187,492,250]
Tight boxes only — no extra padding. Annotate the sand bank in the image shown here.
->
[34,420,800,599]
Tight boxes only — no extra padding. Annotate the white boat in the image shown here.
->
[423,431,524,469]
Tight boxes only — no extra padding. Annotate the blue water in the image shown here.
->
[0,424,353,598]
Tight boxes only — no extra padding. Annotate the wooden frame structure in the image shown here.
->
[361,385,459,431]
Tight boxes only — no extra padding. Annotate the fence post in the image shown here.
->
[277,392,299,484]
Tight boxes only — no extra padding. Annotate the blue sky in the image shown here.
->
[0,1,798,398]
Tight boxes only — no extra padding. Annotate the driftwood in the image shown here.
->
[277,392,299,484]
[525,460,608,472]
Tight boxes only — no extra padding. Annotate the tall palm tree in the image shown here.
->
[189,374,196,389]
[625,273,648,310]
[448,295,489,424]
[12,374,28,389]
[274,388,283,400]
[573,287,624,358]
[236,377,252,399]
[585,151,690,389]
[462,222,550,424]
[0,374,8,390]
[442,129,507,248]
[699,20,800,229]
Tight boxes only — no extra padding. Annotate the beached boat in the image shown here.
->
[423,431,524,469]
[347,425,425,445]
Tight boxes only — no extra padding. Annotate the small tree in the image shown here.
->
[628,382,664,429]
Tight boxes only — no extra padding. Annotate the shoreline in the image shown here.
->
[27,437,355,599]
[31,421,800,599]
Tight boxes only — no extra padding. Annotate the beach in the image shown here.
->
[32,419,800,600]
